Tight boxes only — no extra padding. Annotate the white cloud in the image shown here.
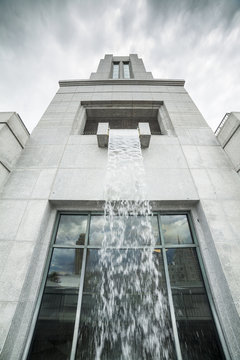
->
[0,0,239,132]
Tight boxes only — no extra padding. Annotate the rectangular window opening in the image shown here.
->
[27,212,227,360]
[112,62,120,79]
[123,62,130,79]
[82,102,162,135]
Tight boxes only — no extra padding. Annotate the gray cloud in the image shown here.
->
[0,0,239,132]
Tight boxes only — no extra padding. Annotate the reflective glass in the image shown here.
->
[166,248,225,359]
[89,215,160,246]
[161,214,193,244]
[123,62,130,78]
[28,248,83,360]
[55,214,87,246]
[112,62,119,79]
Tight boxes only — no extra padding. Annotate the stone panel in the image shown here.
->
[0,301,18,352]
[145,168,198,200]
[50,168,106,200]
[182,145,232,169]
[17,145,64,168]
[26,126,71,146]
[60,144,107,168]
[0,241,34,302]
[0,200,28,240]
[1,170,39,199]
[143,144,188,168]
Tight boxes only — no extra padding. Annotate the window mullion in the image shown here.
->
[195,247,231,360]
[162,248,183,360]
[70,213,91,360]
[159,214,183,360]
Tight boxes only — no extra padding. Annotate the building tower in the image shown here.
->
[0,55,240,359]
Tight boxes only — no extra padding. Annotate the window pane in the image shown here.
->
[55,214,87,246]
[161,214,193,244]
[89,215,160,246]
[76,249,175,359]
[166,248,225,359]
[28,248,83,359]
[112,62,119,79]
[123,62,130,78]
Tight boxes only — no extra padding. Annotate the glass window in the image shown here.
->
[112,62,119,79]
[123,62,130,78]
[89,214,160,246]
[28,248,83,359]
[28,213,226,360]
[166,248,225,359]
[76,248,175,359]
[55,214,87,246]
[161,214,193,244]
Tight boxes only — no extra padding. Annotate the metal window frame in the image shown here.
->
[24,210,230,360]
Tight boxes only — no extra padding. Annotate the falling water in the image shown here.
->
[93,130,173,359]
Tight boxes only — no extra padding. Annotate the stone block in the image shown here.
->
[175,127,219,145]
[0,112,29,147]
[182,145,232,169]
[26,127,71,146]
[31,169,56,199]
[0,200,28,240]
[17,145,64,168]
[143,144,187,168]
[190,169,216,199]
[68,135,97,145]
[145,168,198,200]
[0,301,17,352]
[0,241,34,302]
[0,163,9,189]
[0,241,14,276]
[1,170,39,199]
[60,144,107,168]
[138,122,151,148]
[97,123,109,148]
[0,124,23,169]
[16,200,50,242]
[50,168,106,200]
[208,168,240,200]
[201,199,237,243]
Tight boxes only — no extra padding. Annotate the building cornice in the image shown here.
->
[59,79,185,87]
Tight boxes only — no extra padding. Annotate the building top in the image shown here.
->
[90,54,153,80]
[59,54,185,87]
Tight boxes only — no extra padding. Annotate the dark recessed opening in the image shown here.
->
[83,107,161,135]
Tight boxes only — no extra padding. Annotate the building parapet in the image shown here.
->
[59,79,185,87]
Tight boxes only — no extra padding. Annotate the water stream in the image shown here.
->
[94,129,172,359]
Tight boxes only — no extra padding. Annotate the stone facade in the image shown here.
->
[216,112,240,175]
[0,112,29,189]
[0,55,240,359]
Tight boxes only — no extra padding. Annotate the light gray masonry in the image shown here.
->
[216,112,240,175]
[0,54,240,359]
[0,112,29,189]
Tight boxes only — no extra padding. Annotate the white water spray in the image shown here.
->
[94,129,173,359]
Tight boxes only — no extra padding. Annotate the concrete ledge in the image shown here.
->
[59,79,185,87]
[97,122,151,148]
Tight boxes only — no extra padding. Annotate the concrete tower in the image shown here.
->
[0,55,240,359]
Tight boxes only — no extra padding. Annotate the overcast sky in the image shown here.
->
[0,0,239,133]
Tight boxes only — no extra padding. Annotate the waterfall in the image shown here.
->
[94,129,172,359]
